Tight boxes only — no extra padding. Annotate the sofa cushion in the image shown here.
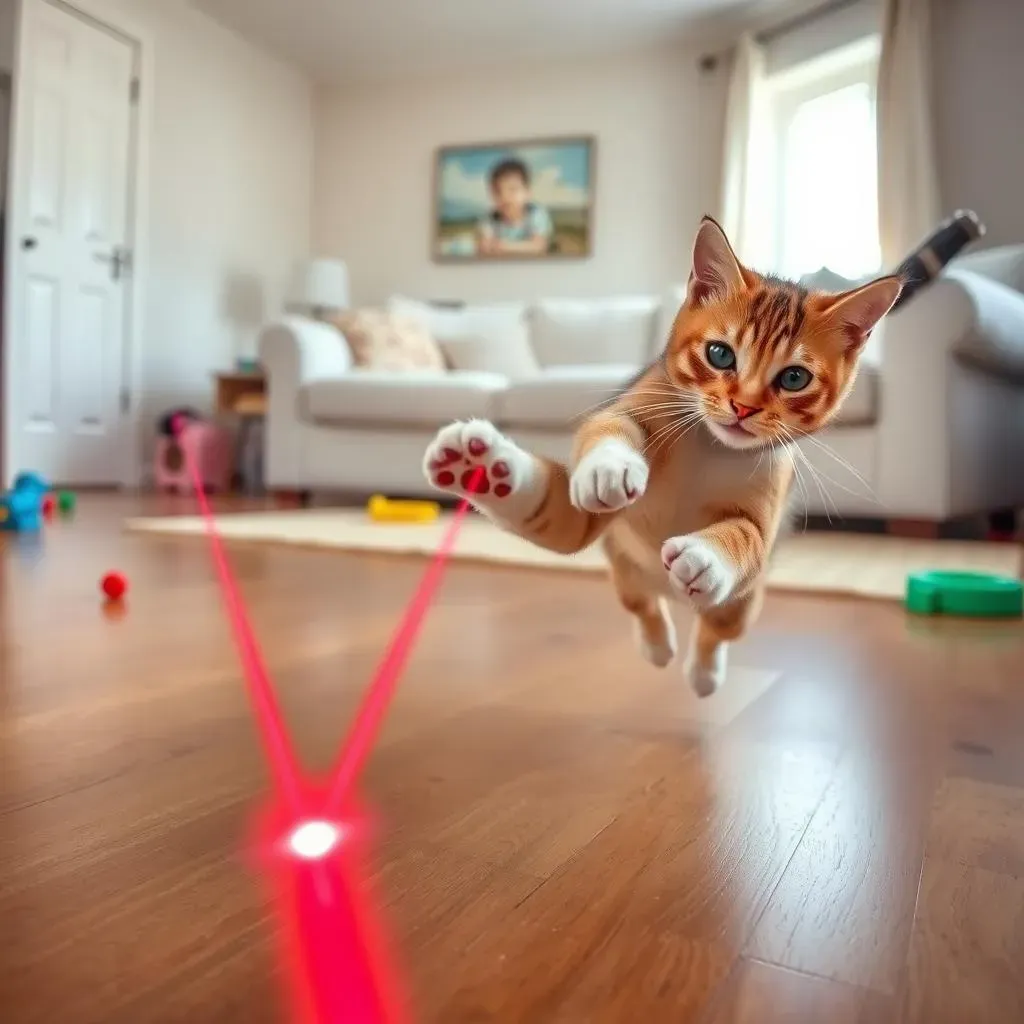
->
[303,370,507,428]
[497,365,638,429]
[435,328,539,379]
[328,309,445,371]
[387,294,537,377]
[528,297,660,367]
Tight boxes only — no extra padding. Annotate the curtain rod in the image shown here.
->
[699,0,864,70]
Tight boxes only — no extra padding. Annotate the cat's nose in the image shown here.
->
[730,400,761,421]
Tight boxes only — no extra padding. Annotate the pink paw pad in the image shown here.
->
[467,438,489,457]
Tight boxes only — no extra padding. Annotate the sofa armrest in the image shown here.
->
[258,316,352,488]
[874,273,1024,517]
[954,244,1024,294]
[259,316,352,388]
[947,271,1024,384]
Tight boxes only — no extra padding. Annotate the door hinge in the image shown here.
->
[129,77,140,104]
[120,387,131,415]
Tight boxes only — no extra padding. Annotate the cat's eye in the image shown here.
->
[776,366,812,392]
[705,342,736,370]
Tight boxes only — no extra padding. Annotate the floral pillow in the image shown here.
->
[330,309,445,372]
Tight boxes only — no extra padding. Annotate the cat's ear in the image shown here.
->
[819,276,902,352]
[687,216,750,305]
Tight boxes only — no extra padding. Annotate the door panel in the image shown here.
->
[8,0,136,485]
[24,273,59,429]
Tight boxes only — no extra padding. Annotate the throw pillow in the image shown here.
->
[387,294,538,378]
[329,309,445,372]
[528,297,660,367]
[436,329,540,379]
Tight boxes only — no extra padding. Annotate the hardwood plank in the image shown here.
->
[745,732,938,992]
[698,958,892,1024]
[425,732,841,1020]
[925,776,1024,876]
[902,858,1024,1023]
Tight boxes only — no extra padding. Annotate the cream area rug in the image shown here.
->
[124,508,1022,602]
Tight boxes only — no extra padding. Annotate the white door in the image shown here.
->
[7,0,136,485]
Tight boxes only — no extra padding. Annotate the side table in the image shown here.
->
[214,371,266,494]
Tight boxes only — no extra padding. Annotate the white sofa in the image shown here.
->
[258,246,1024,521]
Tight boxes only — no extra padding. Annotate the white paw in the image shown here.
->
[423,420,541,515]
[569,440,648,513]
[684,645,727,698]
[421,417,548,520]
[634,618,677,668]
[662,535,737,610]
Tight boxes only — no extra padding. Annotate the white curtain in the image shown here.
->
[720,33,770,266]
[876,0,942,265]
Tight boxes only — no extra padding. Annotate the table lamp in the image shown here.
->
[291,258,350,319]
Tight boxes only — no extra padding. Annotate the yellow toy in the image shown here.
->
[367,495,441,524]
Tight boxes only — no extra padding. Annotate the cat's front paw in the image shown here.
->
[662,535,737,609]
[569,440,648,513]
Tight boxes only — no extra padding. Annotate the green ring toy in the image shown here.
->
[905,570,1024,618]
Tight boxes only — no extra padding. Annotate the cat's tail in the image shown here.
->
[423,420,611,555]
[890,209,985,313]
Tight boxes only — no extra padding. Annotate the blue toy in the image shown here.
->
[13,471,50,498]
[0,472,52,532]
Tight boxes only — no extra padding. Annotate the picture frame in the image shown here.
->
[432,135,596,263]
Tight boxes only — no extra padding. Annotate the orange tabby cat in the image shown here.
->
[423,217,901,696]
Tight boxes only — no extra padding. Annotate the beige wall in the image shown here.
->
[0,0,13,73]
[82,0,314,425]
[313,47,727,306]
[933,0,1024,250]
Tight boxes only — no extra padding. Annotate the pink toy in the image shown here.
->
[154,420,232,494]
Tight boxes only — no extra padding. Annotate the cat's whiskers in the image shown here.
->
[784,424,878,501]
[643,409,696,448]
[572,385,689,424]
[784,431,876,504]
[778,425,842,522]
[643,408,705,459]
[776,440,811,532]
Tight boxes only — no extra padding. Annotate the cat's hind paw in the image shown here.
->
[684,645,727,698]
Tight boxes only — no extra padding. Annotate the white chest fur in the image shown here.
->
[604,429,790,588]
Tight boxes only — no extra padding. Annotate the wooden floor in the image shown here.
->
[1,496,1023,1023]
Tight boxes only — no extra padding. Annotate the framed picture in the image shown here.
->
[432,136,596,262]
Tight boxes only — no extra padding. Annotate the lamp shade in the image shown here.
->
[292,258,349,313]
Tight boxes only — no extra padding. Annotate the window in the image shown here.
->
[762,37,881,281]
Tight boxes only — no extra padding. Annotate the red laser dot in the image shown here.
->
[287,820,345,861]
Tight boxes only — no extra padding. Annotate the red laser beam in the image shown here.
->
[177,416,479,1022]
[187,459,304,811]
[323,488,479,815]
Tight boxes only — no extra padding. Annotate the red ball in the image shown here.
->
[42,495,55,518]
[101,572,128,602]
